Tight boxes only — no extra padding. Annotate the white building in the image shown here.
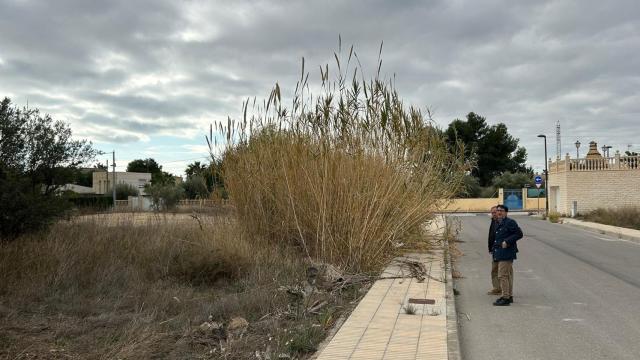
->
[60,184,95,194]
[93,171,152,195]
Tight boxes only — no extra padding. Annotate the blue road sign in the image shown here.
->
[534,175,543,184]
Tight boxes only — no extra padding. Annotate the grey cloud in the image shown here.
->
[0,0,639,169]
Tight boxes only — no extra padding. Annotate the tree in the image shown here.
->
[185,161,207,178]
[145,183,184,211]
[185,159,225,195]
[127,158,161,175]
[182,175,209,199]
[446,112,528,186]
[491,171,535,190]
[1,97,95,239]
[73,162,106,187]
[115,183,139,200]
[127,158,174,185]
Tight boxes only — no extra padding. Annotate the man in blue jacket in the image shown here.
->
[491,204,523,306]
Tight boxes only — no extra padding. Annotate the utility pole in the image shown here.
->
[98,150,117,207]
[112,150,116,207]
[106,159,109,194]
[538,134,549,215]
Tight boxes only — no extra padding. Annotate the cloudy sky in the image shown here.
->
[1,0,639,175]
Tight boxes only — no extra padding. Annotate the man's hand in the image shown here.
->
[501,241,507,249]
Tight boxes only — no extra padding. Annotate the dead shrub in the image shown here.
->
[579,206,640,230]
[219,48,465,272]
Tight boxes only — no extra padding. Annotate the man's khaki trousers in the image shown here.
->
[491,261,500,291]
[497,261,513,298]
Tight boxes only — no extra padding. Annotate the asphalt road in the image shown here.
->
[452,214,640,360]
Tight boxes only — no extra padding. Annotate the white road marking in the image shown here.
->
[593,236,640,246]
[562,318,584,322]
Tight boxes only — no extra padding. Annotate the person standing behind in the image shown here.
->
[487,206,501,295]
[491,205,523,306]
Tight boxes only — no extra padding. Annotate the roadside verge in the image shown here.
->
[561,218,640,243]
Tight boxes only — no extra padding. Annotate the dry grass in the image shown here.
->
[578,207,640,230]
[218,46,465,272]
[0,213,366,359]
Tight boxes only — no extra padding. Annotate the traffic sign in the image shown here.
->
[534,175,543,184]
[535,183,542,189]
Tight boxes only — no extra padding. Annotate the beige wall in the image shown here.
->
[93,171,152,195]
[441,188,546,213]
[525,198,546,211]
[563,170,640,214]
[549,155,640,215]
[441,195,502,212]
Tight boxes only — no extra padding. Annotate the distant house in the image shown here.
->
[93,171,152,195]
[548,141,640,215]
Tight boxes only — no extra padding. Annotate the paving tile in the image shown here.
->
[315,252,449,359]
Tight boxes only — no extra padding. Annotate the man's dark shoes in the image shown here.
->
[493,297,511,306]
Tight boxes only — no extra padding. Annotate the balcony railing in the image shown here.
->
[551,155,640,172]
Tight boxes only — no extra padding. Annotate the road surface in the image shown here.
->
[452,214,640,360]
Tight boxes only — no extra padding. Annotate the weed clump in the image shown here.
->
[579,207,640,230]
[548,211,561,223]
[220,46,465,272]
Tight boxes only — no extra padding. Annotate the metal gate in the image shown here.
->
[503,189,523,210]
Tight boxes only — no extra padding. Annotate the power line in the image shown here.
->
[160,155,211,164]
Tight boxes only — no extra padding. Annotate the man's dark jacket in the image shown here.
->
[492,217,523,261]
[488,219,497,253]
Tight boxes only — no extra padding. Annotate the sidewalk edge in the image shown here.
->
[444,216,462,360]
[561,218,640,244]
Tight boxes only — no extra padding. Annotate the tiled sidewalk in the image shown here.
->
[316,252,449,360]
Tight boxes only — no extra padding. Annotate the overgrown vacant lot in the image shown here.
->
[578,207,640,230]
[0,211,369,359]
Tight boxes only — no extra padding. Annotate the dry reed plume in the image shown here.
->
[218,43,466,271]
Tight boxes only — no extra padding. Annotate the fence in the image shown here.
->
[552,154,640,172]
[109,198,228,211]
[178,199,228,207]
[441,188,547,213]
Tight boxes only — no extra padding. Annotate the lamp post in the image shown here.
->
[575,140,581,158]
[537,134,549,214]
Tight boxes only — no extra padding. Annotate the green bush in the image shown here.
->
[115,183,139,200]
[0,174,71,239]
[182,175,209,199]
[1,97,95,240]
[68,196,113,209]
[145,184,185,211]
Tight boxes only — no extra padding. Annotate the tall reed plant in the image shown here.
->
[217,44,466,271]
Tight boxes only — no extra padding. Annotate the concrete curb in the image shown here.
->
[561,218,640,244]
[444,228,462,360]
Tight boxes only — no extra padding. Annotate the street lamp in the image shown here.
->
[537,134,549,214]
[575,140,581,158]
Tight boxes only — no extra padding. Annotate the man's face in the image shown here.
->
[490,208,497,219]
[496,208,507,220]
